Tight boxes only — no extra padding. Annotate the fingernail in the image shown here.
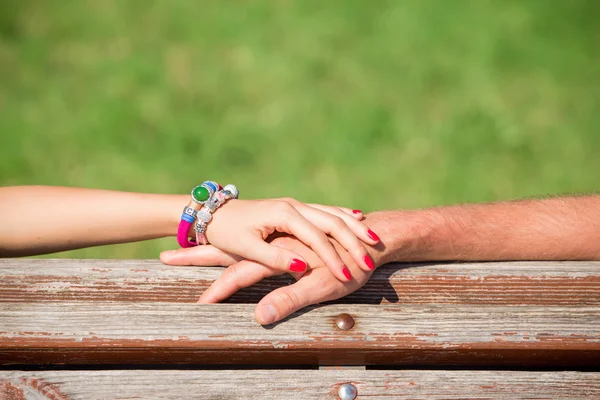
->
[342,266,352,280]
[352,209,362,214]
[257,304,278,325]
[367,229,380,242]
[363,255,375,270]
[289,258,307,272]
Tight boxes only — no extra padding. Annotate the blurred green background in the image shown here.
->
[1,0,598,258]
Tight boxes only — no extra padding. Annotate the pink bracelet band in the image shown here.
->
[177,218,197,248]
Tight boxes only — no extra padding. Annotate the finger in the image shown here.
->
[237,236,310,274]
[254,269,344,325]
[308,204,363,220]
[199,260,276,303]
[282,199,379,250]
[305,204,379,245]
[293,204,375,272]
[270,202,351,282]
[160,246,241,267]
[275,198,363,220]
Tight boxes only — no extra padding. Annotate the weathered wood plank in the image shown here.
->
[1,370,599,399]
[1,259,599,305]
[1,303,598,367]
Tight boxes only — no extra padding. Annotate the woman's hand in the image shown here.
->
[160,231,386,324]
[179,198,380,282]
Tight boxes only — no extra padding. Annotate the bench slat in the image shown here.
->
[1,302,598,367]
[1,370,599,399]
[1,259,599,305]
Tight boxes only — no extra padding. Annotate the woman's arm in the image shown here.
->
[0,186,186,257]
[0,186,379,282]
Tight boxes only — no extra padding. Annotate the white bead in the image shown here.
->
[223,184,239,199]
[196,210,212,224]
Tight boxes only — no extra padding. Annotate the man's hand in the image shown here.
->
[160,234,385,325]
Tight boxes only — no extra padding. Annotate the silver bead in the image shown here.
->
[223,184,239,199]
[196,210,212,224]
[338,383,357,400]
[204,199,219,212]
[194,221,207,233]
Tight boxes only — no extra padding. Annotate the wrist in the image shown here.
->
[364,209,446,265]
[167,194,191,237]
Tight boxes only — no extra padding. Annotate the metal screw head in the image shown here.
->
[335,313,355,331]
[338,383,357,400]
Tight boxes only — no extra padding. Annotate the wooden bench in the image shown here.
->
[1,259,599,399]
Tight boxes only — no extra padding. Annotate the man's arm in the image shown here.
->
[368,195,600,264]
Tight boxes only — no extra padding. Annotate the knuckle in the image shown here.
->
[275,289,301,311]
[208,246,221,258]
[275,201,296,216]
[279,197,297,205]
[329,216,347,231]
[320,279,345,301]
[272,249,288,269]
[357,248,369,259]
[271,236,297,249]
[223,265,242,290]
[209,247,227,264]
[313,231,330,246]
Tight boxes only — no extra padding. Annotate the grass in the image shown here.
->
[1,0,599,259]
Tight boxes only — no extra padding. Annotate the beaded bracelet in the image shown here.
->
[177,181,222,248]
[194,184,239,245]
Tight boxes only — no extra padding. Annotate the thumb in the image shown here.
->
[254,273,326,325]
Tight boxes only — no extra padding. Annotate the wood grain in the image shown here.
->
[1,370,599,399]
[2,259,599,367]
[1,259,599,305]
[1,302,598,367]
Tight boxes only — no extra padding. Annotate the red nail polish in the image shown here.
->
[363,255,375,270]
[367,229,380,241]
[352,209,362,214]
[342,266,352,280]
[289,258,307,272]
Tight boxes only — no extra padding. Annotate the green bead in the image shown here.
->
[192,186,210,202]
